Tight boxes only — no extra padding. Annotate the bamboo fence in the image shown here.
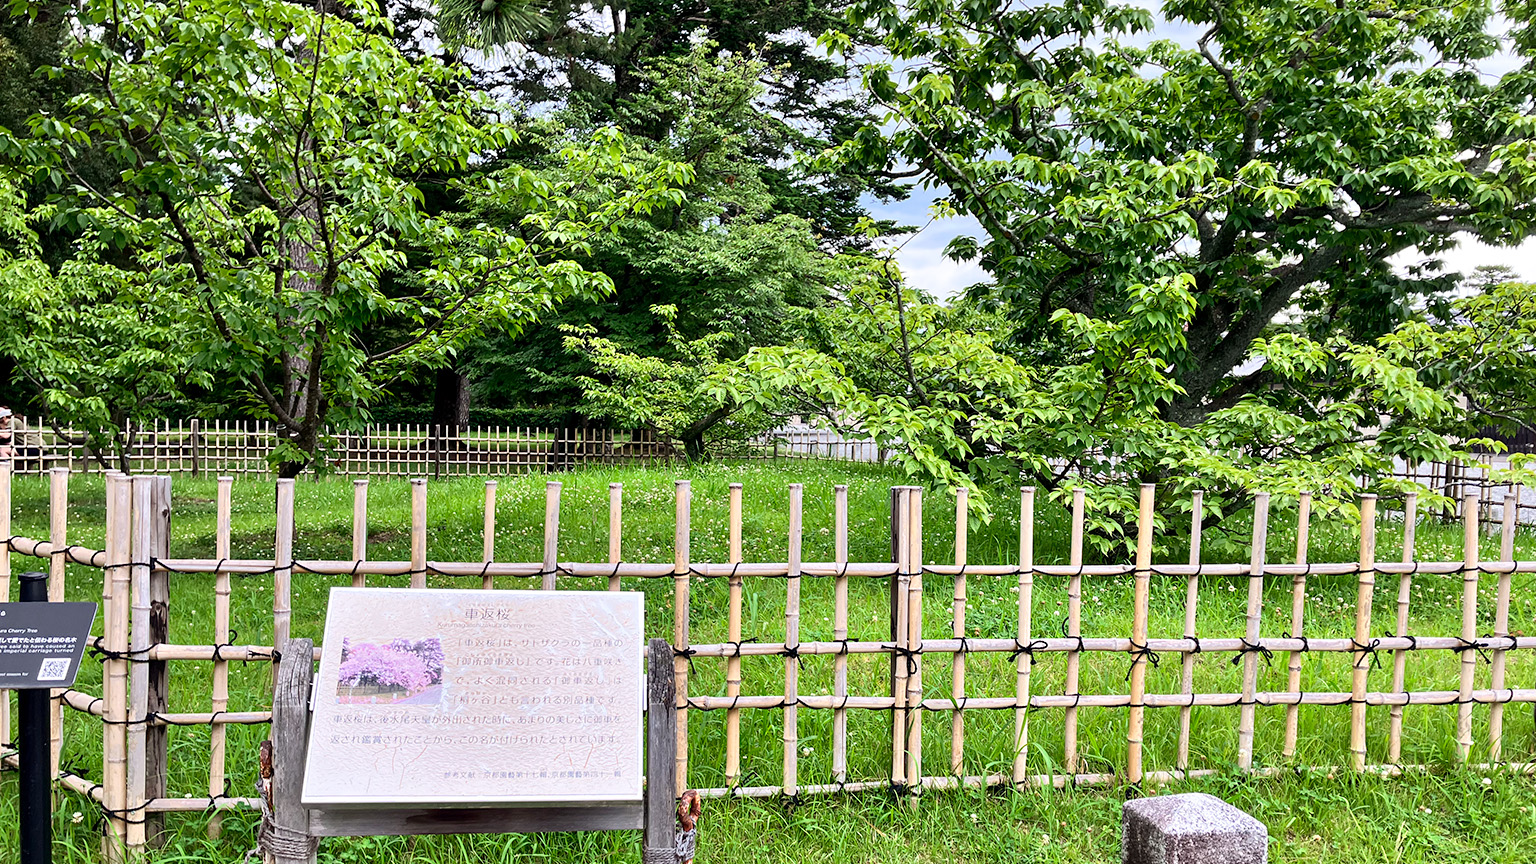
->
[1,469,1535,861]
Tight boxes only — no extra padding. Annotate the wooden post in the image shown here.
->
[1490,492,1516,761]
[409,478,426,589]
[47,466,67,783]
[725,482,744,789]
[1064,488,1085,776]
[904,486,923,796]
[0,459,9,759]
[1238,492,1270,770]
[1387,492,1418,763]
[890,487,911,788]
[209,476,233,840]
[950,487,968,777]
[1176,490,1203,775]
[271,639,316,864]
[127,475,154,851]
[1350,494,1378,771]
[1127,483,1154,784]
[482,480,497,590]
[543,481,561,590]
[832,484,849,783]
[672,480,691,792]
[1013,486,1035,786]
[351,479,368,588]
[274,479,295,648]
[643,639,677,864]
[145,475,172,845]
[102,473,132,863]
[784,483,803,796]
[608,483,623,592]
[1283,491,1313,761]
[190,418,201,477]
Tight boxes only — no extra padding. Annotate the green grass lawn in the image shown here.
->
[3,460,1535,862]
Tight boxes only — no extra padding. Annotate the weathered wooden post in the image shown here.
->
[268,638,316,864]
[643,638,677,864]
[145,476,172,845]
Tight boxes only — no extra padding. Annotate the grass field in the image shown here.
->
[3,460,1535,863]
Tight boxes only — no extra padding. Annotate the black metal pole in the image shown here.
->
[18,570,52,864]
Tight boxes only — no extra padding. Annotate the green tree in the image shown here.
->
[823,0,1536,425]
[2,0,687,474]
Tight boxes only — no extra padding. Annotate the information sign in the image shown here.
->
[0,602,97,690]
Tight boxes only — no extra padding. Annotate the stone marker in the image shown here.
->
[1122,792,1268,864]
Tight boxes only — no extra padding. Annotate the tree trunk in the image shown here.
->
[431,367,470,441]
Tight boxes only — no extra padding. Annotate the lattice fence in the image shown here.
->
[1,465,1533,863]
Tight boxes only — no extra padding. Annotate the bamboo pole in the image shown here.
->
[1387,492,1418,763]
[1489,492,1516,761]
[127,475,153,851]
[48,466,67,781]
[904,486,923,796]
[409,478,426,589]
[1350,494,1378,771]
[673,480,691,792]
[784,483,803,796]
[1064,488,1085,775]
[1013,487,1036,786]
[0,459,8,756]
[274,479,295,650]
[1127,483,1154,784]
[1238,492,1270,770]
[1283,491,1313,760]
[832,483,849,783]
[725,482,744,789]
[351,479,367,588]
[100,475,131,861]
[482,480,497,590]
[608,483,623,592]
[950,487,968,776]
[891,487,911,787]
[1456,490,1479,761]
[1176,490,1203,775]
[208,476,233,840]
[543,481,561,590]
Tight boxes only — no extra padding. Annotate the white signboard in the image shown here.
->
[302,588,644,807]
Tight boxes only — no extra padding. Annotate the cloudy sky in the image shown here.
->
[859,4,1536,299]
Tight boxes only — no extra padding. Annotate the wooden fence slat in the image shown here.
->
[145,475,172,845]
[950,487,968,776]
[725,482,744,789]
[832,483,849,783]
[1238,492,1270,770]
[543,481,561,590]
[1489,492,1516,760]
[608,483,623,592]
[208,476,233,840]
[1456,490,1480,760]
[352,479,368,588]
[784,483,803,796]
[673,480,691,792]
[102,473,131,861]
[483,480,497,590]
[127,475,153,851]
[47,466,67,782]
[890,487,911,787]
[275,479,295,646]
[1283,491,1313,760]
[1387,492,1418,763]
[1126,483,1154,784]
[904,486,923,796]
[410,478,426,589]
[1176,490,1203,774]
[1013,486,1035,786]
[1350,494,1378,770]
[1064,488,1085,774]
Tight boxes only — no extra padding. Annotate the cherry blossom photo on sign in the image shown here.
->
[334,636,445,705]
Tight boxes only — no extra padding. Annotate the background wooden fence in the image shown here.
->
[1,466,1534,861]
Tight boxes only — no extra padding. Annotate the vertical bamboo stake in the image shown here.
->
[409,478,426,589]
[904,486,923,795]
[1456,489,1479,761]
[1127,483,1154,785]
[890,487,911,787]
[45,466,67,781]
[1064,488,1085,775]
[351,479,368,588]
[103,474,131,862]
[482,480,497,590]
[950,487,968,776]
[1283,492,1312,760]
[1176,490,1203,775]
[725,482,744,788]
[608,483,623,592]
[783,483,803,796]
[208,476,233,840]
[1013,487,1036,786]
[673,480,691,792]
[832,484,849,783]
[274,479,295,651]
[1238,491,1270,770]
[1488,492,1516,761]
[542,481,561,590]
[1387,492,1418,763]
[127,476,153,851]
[0,459,8,756]
[1350,494,1378,771]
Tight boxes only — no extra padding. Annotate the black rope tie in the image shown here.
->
[1060,617,1085,653]
[1454,637,1492,665]
[726,637,759,658]
[1009,639,1049,665]
[672,645,698,675]
[1232,639,1274,666]
[1383,631,1417,652]
[1282,632,1309,653]
[1186,635,1202,654]
[782,644,806,670]
[1126,641,1160,681]
[884,643,922,676]
[1350,638,1384,671]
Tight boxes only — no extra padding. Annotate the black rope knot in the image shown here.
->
[1125,641,1160,680]
[1009,639,1049,664]
[1232,638,1274,666]
[1350,638,1384,671]
[1453,636,1492,665]
[1282,631,1309,652]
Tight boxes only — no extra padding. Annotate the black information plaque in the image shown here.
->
[0,602,98,690]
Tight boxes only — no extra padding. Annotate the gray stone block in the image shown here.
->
[1121,792,1268,864]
